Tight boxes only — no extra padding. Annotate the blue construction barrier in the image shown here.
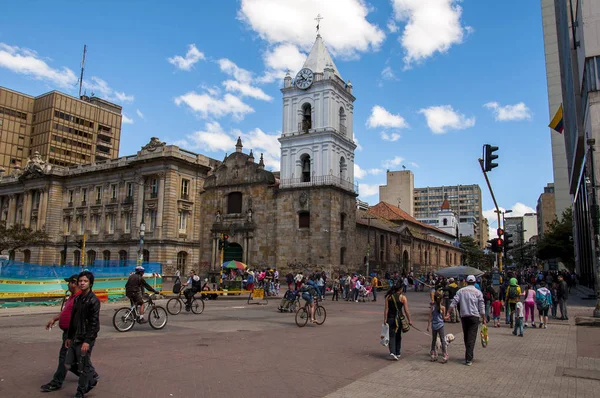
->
[0,261,162,279]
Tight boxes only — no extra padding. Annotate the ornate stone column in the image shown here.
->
[211,236,217,270]
[37,188,48,230]
[7,194,17,226]
[23,191,32,228]
[156,173,165,239]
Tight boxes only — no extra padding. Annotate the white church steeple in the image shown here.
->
[278,32,357,193]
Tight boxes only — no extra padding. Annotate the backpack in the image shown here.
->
[536,292,550,309]
[507,286,518,300]
[173,280,182,294]
[192,276,202,291]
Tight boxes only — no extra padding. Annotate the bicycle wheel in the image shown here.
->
[113,307,135,332]
[148,306,168,330]
[166,298,182,315]
[315,305,327,325]
[295,307,309,328]
[190,298,205,314]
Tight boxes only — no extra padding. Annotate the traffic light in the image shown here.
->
[487,238,504,253]
[497,228,504,237]
[76,240,84,249]
[218,239,224,250]
[504,232,513,254]
[223,234,229,249]
[483,144,499,172]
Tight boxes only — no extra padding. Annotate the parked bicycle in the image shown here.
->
[166,290,205,315]
[295,297,326,327]
[113,294,168,332]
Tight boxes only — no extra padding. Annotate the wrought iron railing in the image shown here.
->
[279,175,358,194]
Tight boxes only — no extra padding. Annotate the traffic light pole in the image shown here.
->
[478,158,503,272]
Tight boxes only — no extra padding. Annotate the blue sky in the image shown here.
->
[0,0,552,234]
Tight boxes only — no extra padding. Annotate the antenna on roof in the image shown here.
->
[78,45,87,98]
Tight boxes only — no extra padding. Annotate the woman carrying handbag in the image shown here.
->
[383,285,412,360]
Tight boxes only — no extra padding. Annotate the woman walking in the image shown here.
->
[524,284,537,327]
[383,285,412,360]
[427,291,448,363]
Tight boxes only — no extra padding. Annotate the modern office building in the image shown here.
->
[0,87,122,174]
[537,183,556,236]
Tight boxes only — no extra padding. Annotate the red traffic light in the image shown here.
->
[497,228,504,237]
[223,234,229,240]
[496,238,503,247]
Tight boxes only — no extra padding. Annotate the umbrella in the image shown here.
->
[434,266,484,278]
[222,260,247,270]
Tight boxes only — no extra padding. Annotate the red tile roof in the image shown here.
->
[368,202,454,238]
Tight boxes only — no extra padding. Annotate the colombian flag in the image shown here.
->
[549,104,564,134]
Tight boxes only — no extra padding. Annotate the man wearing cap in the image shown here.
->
[447,274,486,366]
[40,275,98,393]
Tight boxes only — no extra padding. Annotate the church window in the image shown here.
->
[339,107,346,135]
[299,211,310,229]
[340,247,346,265]
[339,157,347,180]
[340,213,346,231]
[443,218,448,226]
[301,103,311,132]
[301,154,311,182]
[227,192,243,214]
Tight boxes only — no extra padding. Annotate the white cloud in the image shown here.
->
[237,0,385,58]
[223,80,272,101]
[355,164,367,179]
[381,131,401,142]
[238,127,280,160]
[354,137,363,151]
[367,105,409,129]
[136,109,144,119]
[258,43,307,83]
[359,183,380,197]
[368,168,383,175]
[483,202,537,237]
[387,19,399,33]
[390,0,470,68]
[410,162,419,168]
[122,114,134,124]
[381,66,398,81]
[218,58,253,84]
[0,43,78,88]
[185,122,237,152]
[168,44,205,71]
[484,102,532,121]
[83,77,134,103]
[419,105,475,134]
[382,156,404,169]
[174,92,254,121]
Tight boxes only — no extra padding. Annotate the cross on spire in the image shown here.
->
[315,14,323,35]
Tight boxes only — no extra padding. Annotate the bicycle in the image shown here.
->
[166,290,204,315]
[112,294,168,332]
[295,297,326,327]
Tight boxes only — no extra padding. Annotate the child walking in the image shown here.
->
[512,300,524,337]
[491,297,502,328]
[427,292,448,363]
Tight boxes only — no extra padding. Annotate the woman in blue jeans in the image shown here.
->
[383,285,412,360]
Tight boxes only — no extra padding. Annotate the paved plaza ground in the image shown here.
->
[0,290,599,398]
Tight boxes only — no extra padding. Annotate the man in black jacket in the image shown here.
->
[557,274,569,320]
[65,271,100,398]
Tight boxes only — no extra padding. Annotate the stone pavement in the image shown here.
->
[326,297,600,398]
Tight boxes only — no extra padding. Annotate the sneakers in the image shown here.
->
[85,379,98,393]
[441,353,449,364]
[531,323,536,328]
[138,317,147,324]
[41,381,61,392]
[430,350,438,362]
[390,353,399,361]
[74,391,85,398]
[544,324,548,329]
[465,361,473,366]
[512,331,517,336]
[519,334,524,337]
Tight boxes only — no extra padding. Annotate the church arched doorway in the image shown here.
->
[224,242,243,263]
[402,250,409,273]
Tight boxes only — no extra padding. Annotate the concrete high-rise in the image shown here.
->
[0,87,122,174]
[541,0,571,218]
[379,170,414,216]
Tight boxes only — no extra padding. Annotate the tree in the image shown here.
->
[536,207,574,270]
[0,221,50,255]
[460,236,495,270]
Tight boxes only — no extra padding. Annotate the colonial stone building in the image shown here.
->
[0,33,461,276]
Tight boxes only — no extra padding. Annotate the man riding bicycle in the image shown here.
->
[300,276,319,324]
[125,266,160,323]
[182,270,202,311]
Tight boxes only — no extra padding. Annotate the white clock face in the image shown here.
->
[295,68,314,89]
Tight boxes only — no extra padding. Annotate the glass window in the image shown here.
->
[299,212,310,228]
[149,210,157,230]
[111,184,117,199]
[108,214,115,233]
[68,190,74,203]
[181,179,190,198]
[96,186,102,202]
[82,188,87,203]
[124,212,131,233]
[178,211,187,232]
[127,182,134,198]
[151,178,159,196]
[78,216,85,234]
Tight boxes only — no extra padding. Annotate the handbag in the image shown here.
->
[392,294,410,333]
[380,323,390,346]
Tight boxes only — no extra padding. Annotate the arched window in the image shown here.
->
[227,192,243,214]
[339,107,346,135]
[454,253,457,265]
[339,157,347,180]
[74,250,81,266]
[177,251,188,273]
[119,250,128,266]
[23,249,31,263]
[87,250,96,266]
[143,249,150,263]
[443,218,448,226]
[301,154,311,182]
[299,211,310,228]
[380,234,385,262]
[445,251,450,265]
[340,247,346,265]
[301,103,311,132]
[102,250,111,265]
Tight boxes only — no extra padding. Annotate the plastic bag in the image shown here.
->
[480,324,488,348]
[380,323,390,346]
